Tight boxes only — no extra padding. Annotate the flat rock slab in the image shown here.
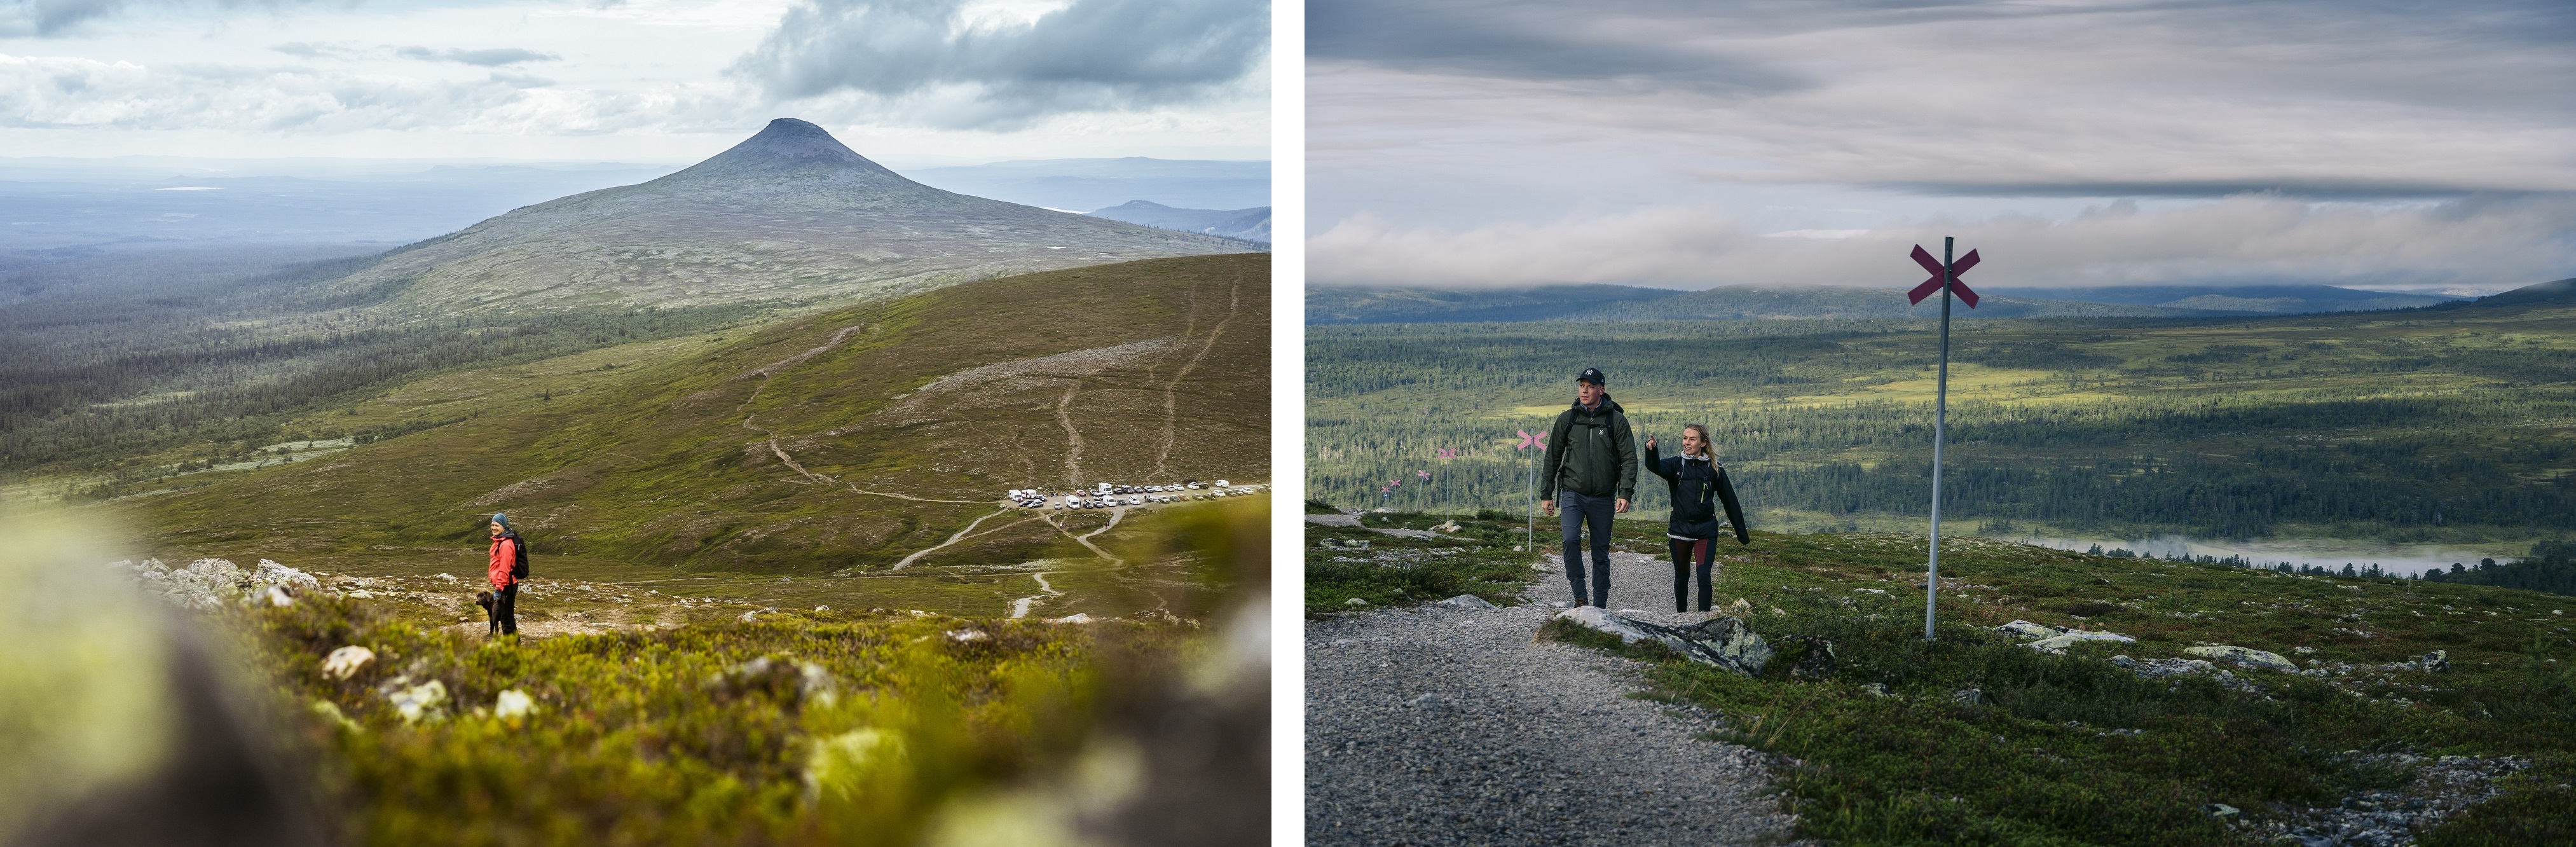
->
[2184,645,2298,672]
[1308,549,1800,846]
[1305,513,1453,539]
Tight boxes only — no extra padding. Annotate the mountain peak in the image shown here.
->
[652,118,907,187]
[729,118,874,165]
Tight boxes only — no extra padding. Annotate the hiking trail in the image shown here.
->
[1152,281,1240,480]
[1010,571,1064,619]
[1305,547,1804,846]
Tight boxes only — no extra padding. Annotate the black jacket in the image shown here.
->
[1645,443,1749,544]
[1540,396,1637,499]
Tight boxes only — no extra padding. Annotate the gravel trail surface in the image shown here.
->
[1306,550,1802,846]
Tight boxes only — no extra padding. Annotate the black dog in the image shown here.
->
[474,590,499,635]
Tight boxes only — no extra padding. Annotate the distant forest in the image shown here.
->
[1307,307,2576,544]
[2422,542,2576,596]
[1,244,783,481]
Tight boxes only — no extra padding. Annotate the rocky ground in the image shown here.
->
[114,556,770,638]
[1306,549,1804,846]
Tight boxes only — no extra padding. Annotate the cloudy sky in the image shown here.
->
[0,0,1270,165]
[1308,0,2576,292]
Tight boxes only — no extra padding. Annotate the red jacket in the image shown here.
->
[488,534,519,589]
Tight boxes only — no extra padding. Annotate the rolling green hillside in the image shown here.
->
[1307,285,2576,551]
[104,254,1268,617]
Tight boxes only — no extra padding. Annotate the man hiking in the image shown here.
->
[1538,368,1637,608]
[1645,424,1750,613]
[487,513,523,636]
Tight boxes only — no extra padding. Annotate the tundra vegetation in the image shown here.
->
[222,494,1255,846]
[1312,511,2576,844]
[1307,294,2576,554]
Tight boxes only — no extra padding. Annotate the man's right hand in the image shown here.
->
[1540,499,1556,516]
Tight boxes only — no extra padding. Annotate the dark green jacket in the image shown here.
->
[1540,396,1637,499]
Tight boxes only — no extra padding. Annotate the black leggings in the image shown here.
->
[1668,537,1716,612]
[493,584,518,635]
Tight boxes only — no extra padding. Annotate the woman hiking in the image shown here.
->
[486,513,522,636]
[1643,424,1749,613]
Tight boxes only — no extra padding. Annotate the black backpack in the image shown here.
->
[507,532,531,579]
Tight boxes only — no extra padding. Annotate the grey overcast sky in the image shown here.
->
[0,0,1269,165]
[1307,0,2576,293]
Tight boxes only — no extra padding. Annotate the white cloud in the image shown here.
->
[1308,195,2576,290]
[1312,0,2576,267]
[732,0,1268,130]
[0,51,750,134]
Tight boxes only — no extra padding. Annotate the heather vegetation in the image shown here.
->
[1313,511,2576,844]
[1307,296,2576,553]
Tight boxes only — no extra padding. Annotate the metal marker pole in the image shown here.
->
[1926,236,1953,641]
[1526,443,1539,551]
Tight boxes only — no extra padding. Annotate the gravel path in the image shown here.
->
[1306,551,1802,846]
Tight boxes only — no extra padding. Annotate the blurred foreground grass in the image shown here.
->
[264,595,1193,846]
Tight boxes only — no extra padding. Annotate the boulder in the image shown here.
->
[321,645,374,680]
[1554,607,1771,676]
[1996,619,2058,640]
[1435,594,1498,610]
[2027,630,2135,654]
[385,679,448,723]
[493,689,537,720]
[1779,635,1837,680]
[1860,683,1892,698]
[1343,597,1370,608]
[2413,649,2449,673]
[2184,645,2298,672]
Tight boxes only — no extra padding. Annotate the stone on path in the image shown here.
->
[1553,607,1772,677]
[1435,594,1498,610]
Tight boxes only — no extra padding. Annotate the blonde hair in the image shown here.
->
[1682,423,1713,458]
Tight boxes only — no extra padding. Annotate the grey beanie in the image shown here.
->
[490,513,511,530]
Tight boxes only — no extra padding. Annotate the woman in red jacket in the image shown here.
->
[488,513,521,635]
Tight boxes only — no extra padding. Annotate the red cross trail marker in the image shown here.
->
[1908,244,1982,307]
[1909,237,1981,640]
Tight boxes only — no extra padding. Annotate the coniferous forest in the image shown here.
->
[1306,299,2576,556]
[0,244,787,491]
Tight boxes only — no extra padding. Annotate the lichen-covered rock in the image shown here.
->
[493,689,537,720]
[385,679,448,723]
[2027,630,2134,654]
[1996,619,2058,640]
[2183,645,2298,672]
[2413,649,2449,673]
[322,646,375,680]
[1436,594,1498,610]
[114,557,321,610]
[1778,635,1837,680]
[1553,608,1771,676]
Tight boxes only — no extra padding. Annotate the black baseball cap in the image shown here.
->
[1577,368,1606,385]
